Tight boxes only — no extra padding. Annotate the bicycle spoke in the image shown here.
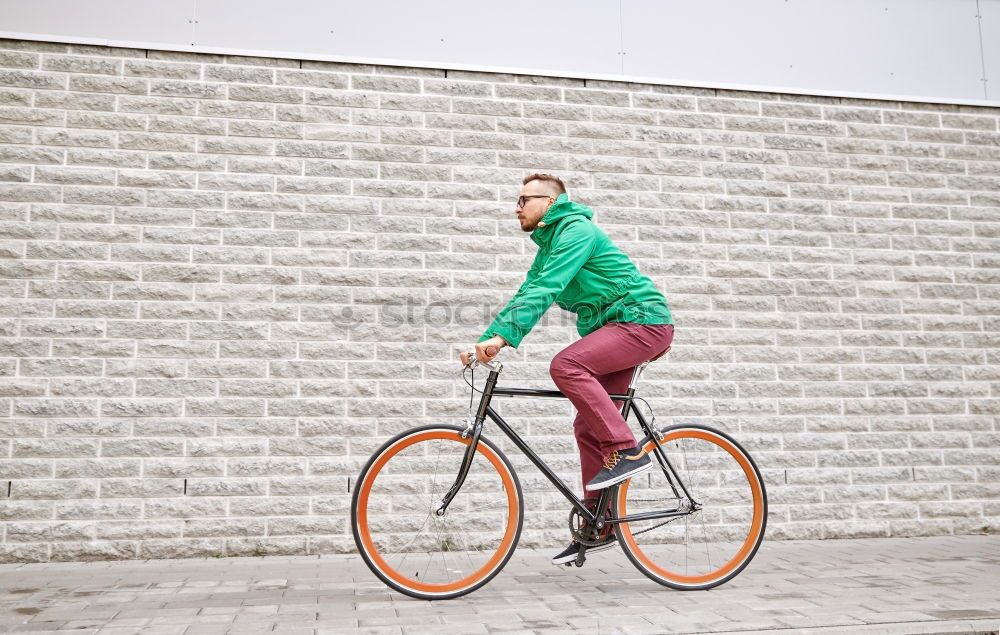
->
[391,511,433,574]
[698,511,712,574]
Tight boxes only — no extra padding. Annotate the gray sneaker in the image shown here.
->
[585,446,653,491]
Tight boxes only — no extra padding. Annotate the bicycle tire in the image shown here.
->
[614,424,767,590]
[351,424,523,600]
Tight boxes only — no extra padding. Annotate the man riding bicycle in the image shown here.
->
[459,173,674,565]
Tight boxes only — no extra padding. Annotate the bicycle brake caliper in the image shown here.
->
[460,418,475,439]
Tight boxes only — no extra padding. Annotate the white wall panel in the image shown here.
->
[0,0,996,105]
[621,0,988,103]
[983,0,1000,101]
[0,0,193,49]
[192,0,623,76]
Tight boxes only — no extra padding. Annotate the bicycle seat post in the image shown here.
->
[628,361,650,391]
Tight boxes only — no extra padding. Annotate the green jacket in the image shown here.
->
[479,194,672,348]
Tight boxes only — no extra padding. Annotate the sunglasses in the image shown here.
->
[516,195,551,209]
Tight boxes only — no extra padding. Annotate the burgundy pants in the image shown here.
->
[549,322,674,489]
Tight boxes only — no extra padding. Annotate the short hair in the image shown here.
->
[522,173,566,196]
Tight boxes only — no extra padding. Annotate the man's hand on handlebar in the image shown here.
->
[460,335,507,366]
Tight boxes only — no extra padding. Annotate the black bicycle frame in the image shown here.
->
[437,364,699,527]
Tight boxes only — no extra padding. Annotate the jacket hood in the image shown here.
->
[531,194,593,245]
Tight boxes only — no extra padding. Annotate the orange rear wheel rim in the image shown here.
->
[617,429,764,585]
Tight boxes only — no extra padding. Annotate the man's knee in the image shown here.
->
[549,351,579,380]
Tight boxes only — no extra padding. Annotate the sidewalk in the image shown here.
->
[0,535,997,634]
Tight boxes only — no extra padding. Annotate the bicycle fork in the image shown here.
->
[436,365,501,516]
[435,419,483,517]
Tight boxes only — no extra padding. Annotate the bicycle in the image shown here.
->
[350,348,767,600]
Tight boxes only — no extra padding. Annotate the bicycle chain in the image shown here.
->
[629,514,685,537]
[570,498,700,542]
[624,498,696,537]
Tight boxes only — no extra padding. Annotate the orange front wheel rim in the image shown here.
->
[355,429,520,595]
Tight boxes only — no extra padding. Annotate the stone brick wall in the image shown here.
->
[0,37,998,562]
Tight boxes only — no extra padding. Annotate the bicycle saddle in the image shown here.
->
[649,345,671,363]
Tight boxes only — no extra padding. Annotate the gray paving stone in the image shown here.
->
[0,536,996,634]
